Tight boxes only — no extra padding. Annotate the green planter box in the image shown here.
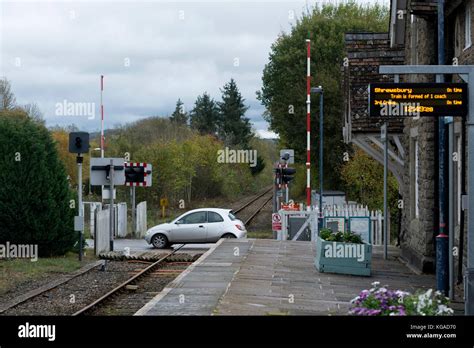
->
[314,235,372,276]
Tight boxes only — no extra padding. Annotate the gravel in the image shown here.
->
[2,261,157,316]
[1,257,199,316]
[88,262,192,316]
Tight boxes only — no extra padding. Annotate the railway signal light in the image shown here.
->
[281,167,296,184]
[68,132,90,154]
[125,166,145,183]
[124,162,153,187]
[274,167,296,185]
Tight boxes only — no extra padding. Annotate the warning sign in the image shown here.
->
[272,213,282,231]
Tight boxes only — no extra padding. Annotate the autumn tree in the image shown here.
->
[50,128,91,191]
[341,147,399,237]
[0,78,16,110]
[257,2,389,189]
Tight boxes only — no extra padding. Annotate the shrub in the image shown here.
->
[0,113,77,256]
[319,229,364,244]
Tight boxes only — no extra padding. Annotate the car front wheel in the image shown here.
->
[151,234,168,249]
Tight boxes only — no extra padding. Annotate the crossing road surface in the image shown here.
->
[85,238,213,253]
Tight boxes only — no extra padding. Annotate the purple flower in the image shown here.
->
[367,309,382,316]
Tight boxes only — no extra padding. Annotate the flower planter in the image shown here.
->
[314,235,372,276]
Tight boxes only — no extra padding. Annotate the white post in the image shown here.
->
[109,159,114,251]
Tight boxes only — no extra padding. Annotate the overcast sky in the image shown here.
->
[0,0,388,139]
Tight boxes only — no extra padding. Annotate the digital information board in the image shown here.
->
[369,83,468,117]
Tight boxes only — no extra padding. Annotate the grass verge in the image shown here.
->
[247,230,274,239]
[0,251,97,295]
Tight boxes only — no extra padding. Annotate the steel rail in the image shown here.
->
[233,187,273,214]
[72,244,185,316]
[244,195,273,225]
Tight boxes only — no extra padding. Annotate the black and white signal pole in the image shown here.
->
[77,154,83,261]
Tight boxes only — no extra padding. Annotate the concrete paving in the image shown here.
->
[135,238,436,316]
[135,238,251,315]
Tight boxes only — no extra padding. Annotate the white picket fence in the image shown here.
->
[82,202,102,236]
[95,207,111,254]
[135,201,147,237]
[317,204,385,246]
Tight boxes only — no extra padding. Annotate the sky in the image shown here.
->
[0,0,388,139]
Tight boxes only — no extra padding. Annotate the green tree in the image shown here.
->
[341,147,399,239]
[0,110,77,256]
[217,79,252,147]
[190,93,219,136]
[257,2,389,189]
[170,98,188,125]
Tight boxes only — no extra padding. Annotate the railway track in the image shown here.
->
[0,245,195,316]
[233,187,273,226]
[73,244,187,316]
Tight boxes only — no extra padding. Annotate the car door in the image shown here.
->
[206,211,225,242]
[172,211,208,243]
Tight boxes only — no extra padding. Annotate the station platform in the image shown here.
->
[135,238,435,316]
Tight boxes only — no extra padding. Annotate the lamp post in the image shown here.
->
[311,86,324,227]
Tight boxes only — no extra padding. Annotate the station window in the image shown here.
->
[414,140,419,218]
[410,14,418,65]
[410,136,420,220]
[465,3,472,50]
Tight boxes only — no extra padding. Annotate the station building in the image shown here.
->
[343,0,472,281]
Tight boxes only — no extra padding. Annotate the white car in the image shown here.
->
[145,208,247,249]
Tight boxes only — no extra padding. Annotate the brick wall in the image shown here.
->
[399,6,438,272]
[400,0,472,273]
[343,32,404,134]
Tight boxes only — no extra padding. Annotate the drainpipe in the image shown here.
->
[436,0,449,295]
[458,116,466,284]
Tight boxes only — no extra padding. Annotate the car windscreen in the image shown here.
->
[228,212,237,221]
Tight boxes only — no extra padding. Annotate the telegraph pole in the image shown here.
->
[100,75,105,158]
[306,39,311,209]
